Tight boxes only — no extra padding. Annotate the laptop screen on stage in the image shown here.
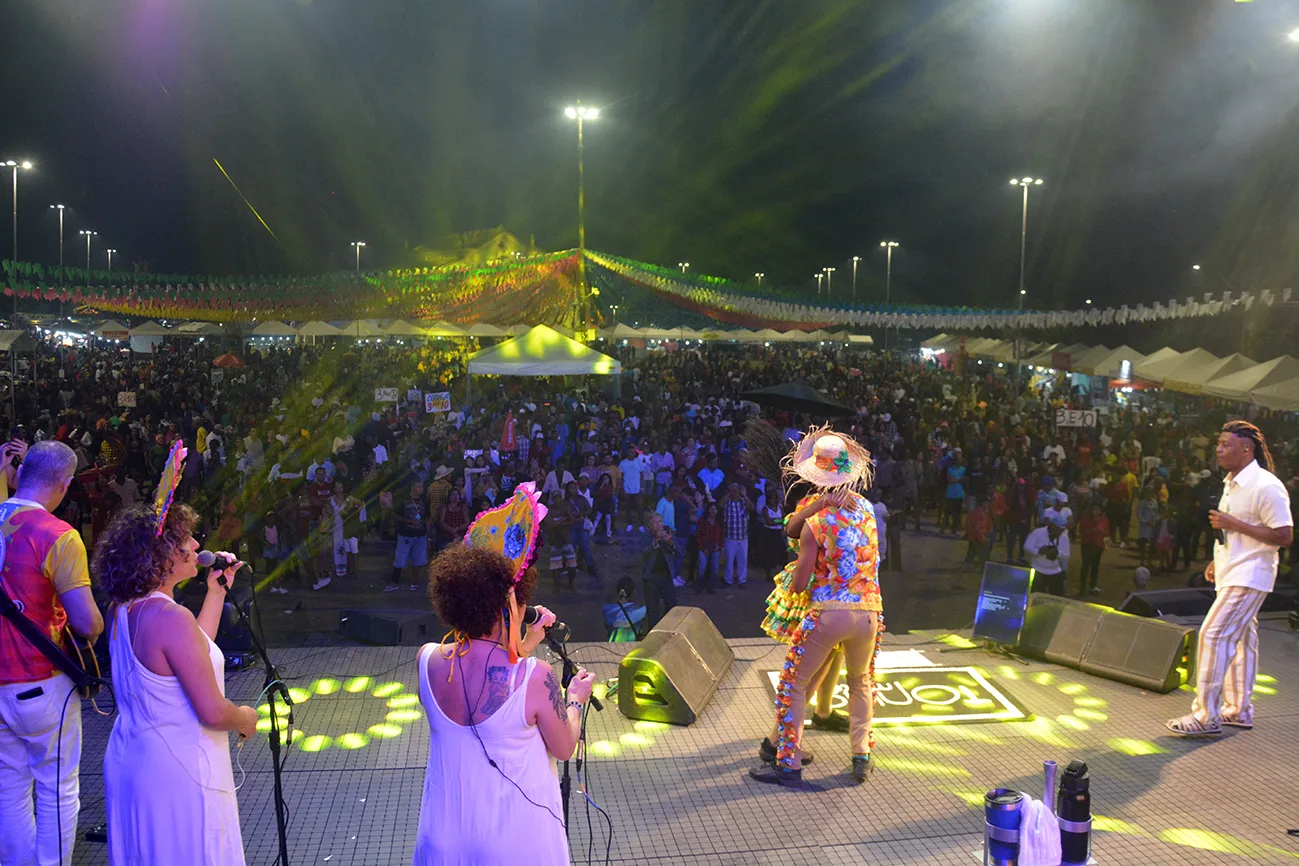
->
[972,561,1035,647]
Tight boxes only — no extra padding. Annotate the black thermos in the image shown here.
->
[1057,760,1092,865]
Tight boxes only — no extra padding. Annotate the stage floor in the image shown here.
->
[70,622,1299,865]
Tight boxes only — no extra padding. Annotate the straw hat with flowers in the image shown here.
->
[781,424,874,493]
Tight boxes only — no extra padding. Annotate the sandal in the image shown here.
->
[1221,717,1254,730]
[1165,715,1222,737]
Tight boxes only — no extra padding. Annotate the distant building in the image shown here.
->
[410,226,533,268]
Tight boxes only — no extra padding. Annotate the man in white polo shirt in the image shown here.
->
[1167,421,1292,736]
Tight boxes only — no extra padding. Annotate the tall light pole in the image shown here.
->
[851,256,861,299]
[754,272,764,287]
[6,159,33,263]
[50,205,65,284]
[1009,177,1043,309]
[879,241,899,304]
[106,248,118,270]
[351,241,366,273]
[6,159,33,321]
[824,266,835,296]
[678,262,690,273]
[879,242,900,351]
[814,272,824,295]
[1009,177,1043,381]
[565,102,598,339]
[80,230,97,269]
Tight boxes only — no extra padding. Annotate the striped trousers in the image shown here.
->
[1191,586,1268,727]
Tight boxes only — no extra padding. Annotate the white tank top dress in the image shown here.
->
[104,592,245,865]
[412,644,568,865]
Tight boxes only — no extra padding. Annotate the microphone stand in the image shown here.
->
[222,567,292,866]
[547,631,602,838]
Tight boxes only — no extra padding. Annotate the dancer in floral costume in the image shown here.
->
[749,427,882,787]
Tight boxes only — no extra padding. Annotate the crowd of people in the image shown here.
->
[2,330,1298,616]
[2,324,1298,864]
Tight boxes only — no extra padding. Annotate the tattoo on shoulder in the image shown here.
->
[543,668,566,722]
[479,665,511,718]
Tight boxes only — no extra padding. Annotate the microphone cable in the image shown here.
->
[457,644,567,828]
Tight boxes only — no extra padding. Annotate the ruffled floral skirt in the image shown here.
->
[761,564,811,644]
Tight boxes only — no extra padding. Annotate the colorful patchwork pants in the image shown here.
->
[774,608,881,770]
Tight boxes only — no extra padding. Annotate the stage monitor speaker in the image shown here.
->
[1118,588,1216,619]
[1078,613,1194,694]
[1121,586,1296,618]
[1018,594,1107,667]
[619,606,733,726]
[339,608,439,646]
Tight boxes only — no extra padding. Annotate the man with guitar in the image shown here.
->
[0,441,103,865]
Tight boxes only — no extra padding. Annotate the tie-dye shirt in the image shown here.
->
[804,493,881,612]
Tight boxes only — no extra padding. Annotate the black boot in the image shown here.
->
[758,736,813,765]
[810,710,850,733]
[748,763,802,787]
[851,755,874,784]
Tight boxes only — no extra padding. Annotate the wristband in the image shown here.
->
[567,700,583,712]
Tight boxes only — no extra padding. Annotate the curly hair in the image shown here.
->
[92,503,199,606]
[428,543,536,638]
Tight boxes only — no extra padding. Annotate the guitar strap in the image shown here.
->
[0,500,99,692]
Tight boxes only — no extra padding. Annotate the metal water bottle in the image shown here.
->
[1057,760,1092,865]
[983,788,1023,866]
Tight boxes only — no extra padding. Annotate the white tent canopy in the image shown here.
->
[1077,345,1146,378]
[467,322,508,337]
[340,320,382,337]
[1135,347,1216,384]
[423,320,466,337]
[1249,377,1299,412]
[1133,346,1182,378]
[1203,354,1299,401]
[380,319,426,336]
[1024,342,1087,367]
[1064,345,1111,373]
[90,320,131,339]
[250,321,298,336]
[128,321,171,337]
[467,324,622,376]
[1162,352,1254,394]
[298,320,345,337]
[0,330,37,352]
[174,321,223,336]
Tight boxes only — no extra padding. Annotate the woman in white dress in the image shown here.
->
[92,502,258,865]
[415,541,596,865]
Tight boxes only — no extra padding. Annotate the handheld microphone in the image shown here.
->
[523,606,570,644]
[197,550,245,588]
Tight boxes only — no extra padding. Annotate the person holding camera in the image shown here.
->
[0,436,28,500]
[417,482,596,865]
[95,498,256,865]
[1024,512,1070,596]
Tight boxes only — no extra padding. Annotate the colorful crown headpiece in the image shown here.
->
[152,440,187,536]
[463,481,547,585]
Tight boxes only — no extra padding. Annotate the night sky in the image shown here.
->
[4,0,1298,312]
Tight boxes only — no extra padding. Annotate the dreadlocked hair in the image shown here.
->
[1221,420,1275,475]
